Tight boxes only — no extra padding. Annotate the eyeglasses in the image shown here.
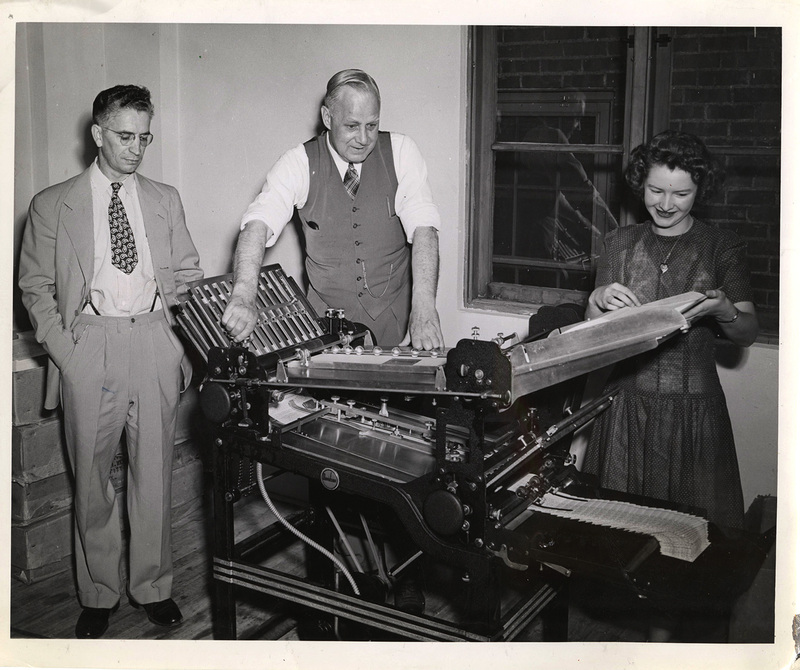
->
[101,127,154,147]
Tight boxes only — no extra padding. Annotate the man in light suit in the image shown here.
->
[18,85,203,639]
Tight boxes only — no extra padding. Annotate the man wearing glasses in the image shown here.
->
[19,84,202,639]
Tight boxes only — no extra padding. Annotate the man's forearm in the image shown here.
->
[408,226,444,350]
[411,226,439,307]
[221,221,273,341]
[231,220,271,302]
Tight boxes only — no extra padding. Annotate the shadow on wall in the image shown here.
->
[79,114,95,168]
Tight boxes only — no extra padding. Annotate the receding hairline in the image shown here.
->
[323,70,381,110]
[323,86,381,116]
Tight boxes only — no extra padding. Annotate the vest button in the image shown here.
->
[356,276,362,281]
[356,258,361,264]
[353,223,358,228]
[358,292,364,298]
[352,207,358,213]
[355,241,361,246]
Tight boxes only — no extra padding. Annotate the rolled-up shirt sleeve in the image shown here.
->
[240,143,310,248]
[391,133,441,242]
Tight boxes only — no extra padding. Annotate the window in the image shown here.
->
[467,26,781,336]
[491,90,618,295]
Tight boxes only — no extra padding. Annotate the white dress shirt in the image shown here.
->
[240,132,441,247]
[86,160,162,316]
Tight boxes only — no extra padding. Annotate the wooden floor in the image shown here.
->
[9,486,776,643]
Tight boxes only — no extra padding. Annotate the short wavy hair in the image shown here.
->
[625,130,725,203]
[92,85,154,126]
[323,69,381,110]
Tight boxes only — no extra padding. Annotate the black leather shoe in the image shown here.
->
[130,597,183,627]
[75,602,119,639]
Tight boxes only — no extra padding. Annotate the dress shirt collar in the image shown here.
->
[325,133,362,179]
[90,158,138,197]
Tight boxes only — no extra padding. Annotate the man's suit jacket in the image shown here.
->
[19,166,203,410]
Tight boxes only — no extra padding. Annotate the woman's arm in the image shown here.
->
[684,289,759,347]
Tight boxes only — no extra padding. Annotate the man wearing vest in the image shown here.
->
[18,85,203,638]
[222,69,444,616]
[222,68,444,350]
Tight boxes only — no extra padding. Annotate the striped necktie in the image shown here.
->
[109,182,138,274]
[343,162,360,199]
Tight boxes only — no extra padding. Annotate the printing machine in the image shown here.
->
[175,264,771,641]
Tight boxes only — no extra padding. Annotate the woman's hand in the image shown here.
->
[683,289,734,323]
[586,282,641,318]
[683,289,759,347]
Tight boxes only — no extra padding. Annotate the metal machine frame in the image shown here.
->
[176,266,771,642]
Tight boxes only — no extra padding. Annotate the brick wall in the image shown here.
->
[493,26,781,328]
[497,26,628,143]
[669,27,781,325]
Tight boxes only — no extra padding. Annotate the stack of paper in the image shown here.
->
[531,491,710,562]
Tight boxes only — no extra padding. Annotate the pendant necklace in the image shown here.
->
[658,236,681,274]
[654,219,692,274]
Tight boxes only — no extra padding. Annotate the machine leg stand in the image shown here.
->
[212,447,238,640]
[541,579,569,641]
[460,563,502,637]
[213,574,237,640]
[298,484,339,640]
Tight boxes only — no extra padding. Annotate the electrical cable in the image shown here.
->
[255,462,360,596]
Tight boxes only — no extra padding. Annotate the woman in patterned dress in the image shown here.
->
[583,130,759,531]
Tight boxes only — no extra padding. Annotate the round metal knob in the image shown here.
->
[199,382,234,423]
[423,489,465,536]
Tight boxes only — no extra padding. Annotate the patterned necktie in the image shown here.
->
[343,162,360,199]
[108,182,138,274]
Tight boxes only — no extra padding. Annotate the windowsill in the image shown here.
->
[755,331,779,347]
[465,297,552,317]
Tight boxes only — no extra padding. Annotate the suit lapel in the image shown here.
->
[61,168,95,282]
[137,175,171,270]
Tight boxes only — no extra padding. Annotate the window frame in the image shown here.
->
[489,90,619,302]
[465,26,656,312]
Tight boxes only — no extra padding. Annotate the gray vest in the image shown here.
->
[299,132,411,321]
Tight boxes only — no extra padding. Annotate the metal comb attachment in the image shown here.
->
[176,265,324,362]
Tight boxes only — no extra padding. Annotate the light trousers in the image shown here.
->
[60,310,183,608]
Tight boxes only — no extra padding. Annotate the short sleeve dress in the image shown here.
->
[582,220,752,529]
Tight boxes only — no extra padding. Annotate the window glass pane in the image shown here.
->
[491,264,593,292]
[496,26,629,146]
[496,114,599,145]
[491,150,623,291]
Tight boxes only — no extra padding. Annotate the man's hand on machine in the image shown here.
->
[222,295,259,342]
[408,303,444,351]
